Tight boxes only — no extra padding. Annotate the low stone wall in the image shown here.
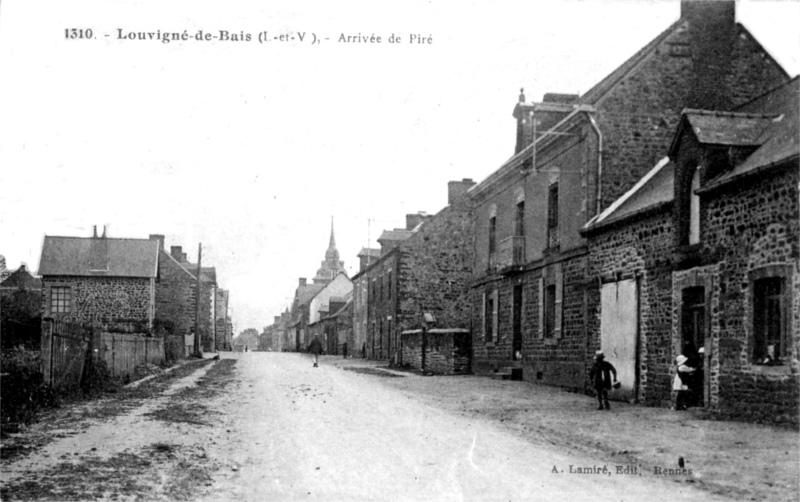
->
[401,329,470,375]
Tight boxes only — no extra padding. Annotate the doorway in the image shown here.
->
[600,280,638,402]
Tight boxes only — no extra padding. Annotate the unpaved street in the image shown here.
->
[2,352,795,501]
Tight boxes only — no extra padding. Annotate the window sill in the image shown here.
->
[748,364,793,376]
[544,338,558,346]
[485,342,496,348]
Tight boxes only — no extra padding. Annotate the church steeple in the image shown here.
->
[328,216,336,251]
[314,216,347,284]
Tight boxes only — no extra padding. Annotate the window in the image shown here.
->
[689,167,701,245]
[538,268,562,340]
[488,216,497,255]
[681,287,705,352]
[51,286,71,314]
[753,277,785,364]
[544,284,556,338]
[484,291,498,343]
[547,182,559,248]
[515,201,525,237]
[379,275,383,302]
[388,271,392,299]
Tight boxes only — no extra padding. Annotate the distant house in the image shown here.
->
[38,227,159,333]
[308,290,353,355]
[0,263,43,349]
[0,264,42,295]
[353,179,475,363]
[149,235,198,359]
[167,245,218,352]
[288,222,349,351]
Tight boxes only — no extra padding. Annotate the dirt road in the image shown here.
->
[1,352,786,501]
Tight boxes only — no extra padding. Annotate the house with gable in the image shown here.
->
[468,0,791,391]
[167,244,218,352]
[353,179,475,363]
[582,76,798,425]
[287,221,349,351]
[38,227,159,333]
[0,263,43,349]
[148,234,199,359]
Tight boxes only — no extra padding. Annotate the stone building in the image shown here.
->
[353,179,475,362]
[38,227,159,333]
[352,248,380,356]
[215,288,231,350]
[149,235,197,360]
[584,76,799,427]
[287,222,348,351]
[468,0,791,391]
[307,292,353,355]
[167,245,218,352]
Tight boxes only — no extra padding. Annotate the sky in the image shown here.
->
[1,0,798,333]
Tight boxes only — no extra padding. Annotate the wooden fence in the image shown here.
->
[41,319,164,389]
[100,333,163,378]
[40,319,90,390]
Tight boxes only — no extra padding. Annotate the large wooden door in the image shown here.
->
[600,280,638,402]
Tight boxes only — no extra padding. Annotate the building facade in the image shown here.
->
[468,0,791,394]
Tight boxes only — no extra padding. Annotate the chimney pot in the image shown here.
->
[299,277,307,287]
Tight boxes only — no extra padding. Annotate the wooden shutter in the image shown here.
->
[482,292,487,342]
[492,291,499,343]
[554,266,563,339]
[538,278,544,339]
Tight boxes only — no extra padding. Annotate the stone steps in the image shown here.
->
[490,367,523,381]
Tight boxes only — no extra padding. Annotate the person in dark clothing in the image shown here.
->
[307,336,323,367]
[589,350,617,410]
[342,342,348,359]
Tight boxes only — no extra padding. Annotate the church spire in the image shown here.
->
[328,216,336,250]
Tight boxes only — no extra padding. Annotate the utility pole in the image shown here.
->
[193,243,203,358]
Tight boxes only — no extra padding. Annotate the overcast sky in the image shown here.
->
[1,0,797,333]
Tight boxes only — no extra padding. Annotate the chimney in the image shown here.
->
[448,178,476,209]
[682,0,736,110]
[405,212,429,231]
[299,277,307,287]
[149,234,165,251]
[89,226,109,271]
[170,246,183,261]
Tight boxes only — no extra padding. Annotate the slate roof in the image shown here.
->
[357,248,381,258]
[702,79,800,191]
[678,109,776,148]
[583,157,674,234]
[378,229,414,242]
[39,237,159,278]
[296,283,325,306]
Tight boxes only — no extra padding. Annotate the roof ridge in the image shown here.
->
[682,108,779,119]
[579,18,683,105]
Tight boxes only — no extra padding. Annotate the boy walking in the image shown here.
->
[589,350,617,410]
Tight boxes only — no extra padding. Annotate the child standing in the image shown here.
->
[673,354,695,411]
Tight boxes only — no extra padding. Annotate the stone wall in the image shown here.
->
[588,209,675,406]
[397,205,473,333]
[697,167,799,426]
[401,330,470,374]
[43,276,153,331]
[154,250,195,358]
